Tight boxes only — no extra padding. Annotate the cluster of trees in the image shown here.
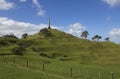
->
[81,31,110,42]
[0,33,31,56]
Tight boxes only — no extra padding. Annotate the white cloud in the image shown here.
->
[19,0,27,2]
[109,28,120,43]
[0,17,58,38]
[0,17,87,39]
[0,0,14,10]
[67,22,86,37]
[109,28,120,36]
[102,0,120,7]
[32,0,45,16]
[37,9,46,16]
[32,0,40,8]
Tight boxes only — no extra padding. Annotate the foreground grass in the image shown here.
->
[1,55,120,79]
[0,62,65,79]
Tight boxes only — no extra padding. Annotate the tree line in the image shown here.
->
[0,28,110,42]
[81,31,110,42]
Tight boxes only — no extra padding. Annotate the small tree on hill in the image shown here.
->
[39,28,51,37]
[92,35,102,42]
[3,34,18,39]
[22,33,28,39]
[105,37,110,42]
[81,31,89,39]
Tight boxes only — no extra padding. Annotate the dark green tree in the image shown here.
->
[92,35,102,42]
[105,37,110,42]
[3,34,18,39]
[22,33,28,39]
[39,28,51,37]
[81,31,89,39]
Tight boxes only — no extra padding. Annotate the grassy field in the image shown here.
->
[0,29,120,79]
[1,55,120,79]
[0,62,65,79]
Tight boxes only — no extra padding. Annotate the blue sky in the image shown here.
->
[0,0,120,43]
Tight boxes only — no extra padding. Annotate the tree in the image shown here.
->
[2,34,18,43]
[105,37,110,42]
[3,34,18,39]
[92,35,102,42]
[22,33,28,39]
[39,28,51,37]
[81,31,89,39]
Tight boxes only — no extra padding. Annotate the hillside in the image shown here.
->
[1,28,120,79]
[1,28,120,64]
[23,29,120,64]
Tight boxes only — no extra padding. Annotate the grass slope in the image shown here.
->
[0,29,120,64]
[1,28,120,79]
[0,62,65,79]
[25,29,120,64]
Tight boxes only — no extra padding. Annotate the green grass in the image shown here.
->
[1,28,120,79]
[0,62,65,79]
[1,56,120,79]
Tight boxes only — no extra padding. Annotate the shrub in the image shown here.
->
[3,34,18,39]
[40,53,50,58]
[59,57,67,61]
[0,39,9,46]
[12,46,25,56]
[22,33,28,39]
[39,28,52,37]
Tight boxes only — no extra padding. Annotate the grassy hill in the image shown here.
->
[24,29,120,64]
[0,28,120,64]
[1,28,120,79]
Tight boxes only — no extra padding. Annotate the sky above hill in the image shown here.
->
[0,0,120,43]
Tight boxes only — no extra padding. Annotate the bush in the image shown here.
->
[0,39,9,46]
[12,46,25,56]
[3,34,18,39]
[59,57,67,61]
[22,33,28,39]
[31,46,45,52]
[40,53,50,58]
[39,28,52,37]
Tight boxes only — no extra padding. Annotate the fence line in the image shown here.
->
[0,55,118,79]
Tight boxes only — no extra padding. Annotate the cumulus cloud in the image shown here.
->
[67,22,86,37]
[109,28,120,36]
[0,17,87,39]
[109,28,120,43]
[0,17,58,38]
[32,0,45,16]
[0,0,14,10]
[19,0,27,2]
[102,0,120,7]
